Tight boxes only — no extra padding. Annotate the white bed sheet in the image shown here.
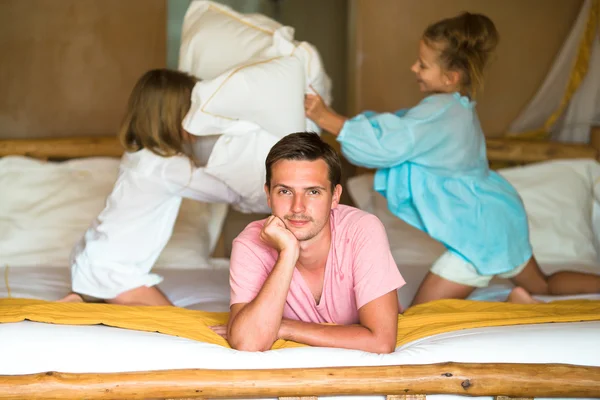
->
[4,262,598,312]
[0,261,232,311]
[395,257,600,307]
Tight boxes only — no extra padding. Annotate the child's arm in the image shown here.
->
[338,97,454,169]
[304,95,407,136]
[306,94,455,169]
[162,156,241,203]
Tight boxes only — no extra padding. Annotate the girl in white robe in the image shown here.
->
[60,69,270,306]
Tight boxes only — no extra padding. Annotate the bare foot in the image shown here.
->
[57,293,85,303]
[507,287,542,304]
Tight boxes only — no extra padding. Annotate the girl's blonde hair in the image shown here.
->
[118,69,198,157]
[423,12,499,98]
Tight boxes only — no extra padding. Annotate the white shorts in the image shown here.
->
[430,251,530,288]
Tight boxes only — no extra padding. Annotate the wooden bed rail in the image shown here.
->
[1,362,599,399]
[485,137,598,163]
[0,136,123,159]
[0,135,598,163]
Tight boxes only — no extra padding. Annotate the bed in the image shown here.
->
[0,135,599,400]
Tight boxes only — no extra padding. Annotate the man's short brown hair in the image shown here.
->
[265,132,342,191]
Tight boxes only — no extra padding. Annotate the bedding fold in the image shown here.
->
[1,298,599,350]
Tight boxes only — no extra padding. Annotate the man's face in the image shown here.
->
[265,159,342,242]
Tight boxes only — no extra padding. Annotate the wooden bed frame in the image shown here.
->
[1,133,599,162]
[1,135,600,400]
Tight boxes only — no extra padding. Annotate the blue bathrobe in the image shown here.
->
[338,92,532,275]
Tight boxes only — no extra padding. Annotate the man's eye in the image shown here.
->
[309,190,320,195]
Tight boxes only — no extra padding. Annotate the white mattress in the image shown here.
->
[1,264,599,400]
[1,320,598,400]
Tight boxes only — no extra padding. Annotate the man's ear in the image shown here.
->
[331,184,342,208]
[264,183,271,209]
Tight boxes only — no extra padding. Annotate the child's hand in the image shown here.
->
[305,90,347,136]
[305,93,329,124]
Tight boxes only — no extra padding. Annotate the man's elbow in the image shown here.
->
[228,335,273,352]
[373,337,396,354]
[378,343,396,354]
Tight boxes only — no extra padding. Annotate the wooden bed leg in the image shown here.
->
[494,397,533,400]
[387,396,426,400]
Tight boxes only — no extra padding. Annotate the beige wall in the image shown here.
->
[1,1,580,140]
[348,0,583,137]
[273,0,349,115]
[0,0,166,139]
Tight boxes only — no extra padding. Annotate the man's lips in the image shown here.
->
[287,219,310,227]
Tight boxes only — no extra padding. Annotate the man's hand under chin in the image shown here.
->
[260,215,300,260]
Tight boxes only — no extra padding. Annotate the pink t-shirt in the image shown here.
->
[229,205,405,325]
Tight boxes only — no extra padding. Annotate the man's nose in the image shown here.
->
[291,194,305,213]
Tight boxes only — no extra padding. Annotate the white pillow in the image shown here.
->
[182,55,306,137]
[264,27,333,107]
[0,156,227,269]
[204,121,278,214]
[178,0,332,132]
[498,159,599,265]
[179,1,280,81]
[347,159,600,268]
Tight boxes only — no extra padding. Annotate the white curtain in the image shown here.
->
[509,0,600,143]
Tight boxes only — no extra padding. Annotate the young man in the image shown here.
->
[220,132,405,353]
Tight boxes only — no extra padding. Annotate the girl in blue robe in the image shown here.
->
[305,12,600,305]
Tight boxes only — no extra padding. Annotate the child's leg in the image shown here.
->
[57,293,85,303]
[411,272,475,306]
[506,287,541,304]
[510,256,600,296]
[58,286,171,306]
[106,285,173,306]
[58,292,104,303]
[411,251,482,306]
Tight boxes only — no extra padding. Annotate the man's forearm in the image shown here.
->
[228,250,296,351]
[279,319,397,354]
